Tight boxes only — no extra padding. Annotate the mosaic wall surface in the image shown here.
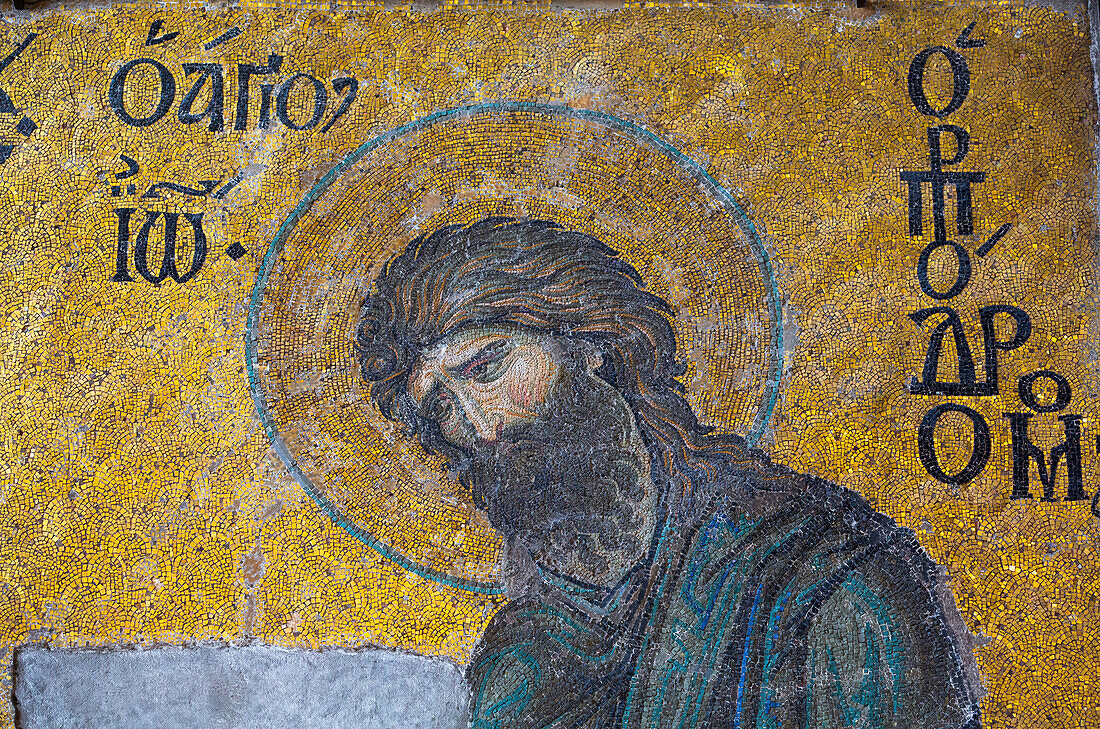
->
[1,2,1098,726]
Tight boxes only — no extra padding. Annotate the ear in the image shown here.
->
[585,349,605,373]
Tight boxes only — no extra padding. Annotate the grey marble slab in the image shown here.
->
[14,645,470,729]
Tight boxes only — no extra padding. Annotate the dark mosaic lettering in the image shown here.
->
[275,73,327,131]
[204,27,242,51]
[177,63,225,132]
[144,19,178,47]
[320,78,359,133]
[907,45,970,118]
[918,402,992,484]
[109,58,176,128]
[1005,412,1085,502]
[234,55,283,131]
[113,208,207,284]
[140,179,220,199]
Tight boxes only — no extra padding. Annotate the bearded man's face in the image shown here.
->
[408,326,653,574]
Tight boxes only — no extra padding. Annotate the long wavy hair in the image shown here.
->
[355,217,768,520]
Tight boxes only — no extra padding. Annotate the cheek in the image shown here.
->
[503,350,558,411]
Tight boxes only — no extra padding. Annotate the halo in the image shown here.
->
[245,103,782,594]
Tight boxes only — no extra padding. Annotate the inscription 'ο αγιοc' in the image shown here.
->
[107,54,359,134]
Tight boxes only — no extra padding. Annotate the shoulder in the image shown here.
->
[466,634,545,728]
[467,592,640,728]
[711,447,932,568]
[465,598,556,729]
[806,542,982,728]
[697,456,982,726]
[719,454,975,656]
[467,596,555,681]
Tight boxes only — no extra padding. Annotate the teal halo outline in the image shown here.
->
[245,102,784,596]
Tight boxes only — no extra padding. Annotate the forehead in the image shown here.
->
[408,325,547,401]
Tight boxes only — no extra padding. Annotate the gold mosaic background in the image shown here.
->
[0,3,1097,727]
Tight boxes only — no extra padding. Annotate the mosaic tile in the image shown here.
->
[0,3,1095,727]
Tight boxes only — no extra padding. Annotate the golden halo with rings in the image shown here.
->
[246,103,783,594]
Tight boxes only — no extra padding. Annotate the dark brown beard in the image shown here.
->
[456,364,650,577]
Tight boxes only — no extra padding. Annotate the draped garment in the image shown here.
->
[467,465,981,729]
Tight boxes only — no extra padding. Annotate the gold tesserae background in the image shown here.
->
[0,3,1097,728]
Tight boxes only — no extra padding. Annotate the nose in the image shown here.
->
[451,388,501,444]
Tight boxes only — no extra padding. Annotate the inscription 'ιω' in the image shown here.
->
[111,208,207,285]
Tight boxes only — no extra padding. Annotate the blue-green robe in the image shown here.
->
[467,465,981,729]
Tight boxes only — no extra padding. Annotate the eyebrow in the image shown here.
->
[446,338,511,378]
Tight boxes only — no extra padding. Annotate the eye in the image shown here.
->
[459,344,511,383]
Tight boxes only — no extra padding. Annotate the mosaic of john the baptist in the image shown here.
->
[355,217,983,729]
